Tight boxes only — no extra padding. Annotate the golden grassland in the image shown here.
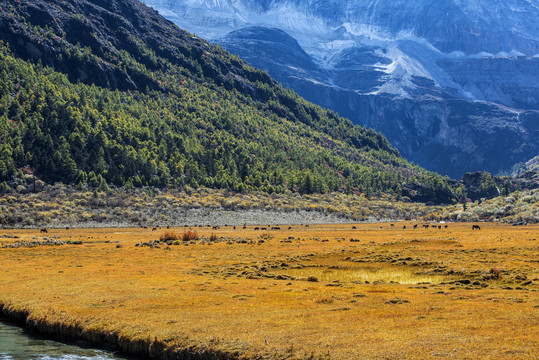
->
[0,223,538,359]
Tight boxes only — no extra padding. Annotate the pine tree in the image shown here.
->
[98,175,110,192]
[501,179,511,197]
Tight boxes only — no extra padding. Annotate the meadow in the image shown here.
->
[0,223,537,359]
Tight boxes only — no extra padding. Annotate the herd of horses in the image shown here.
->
[37,223,485,233]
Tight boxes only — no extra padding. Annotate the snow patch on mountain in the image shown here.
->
[143,0,539,103]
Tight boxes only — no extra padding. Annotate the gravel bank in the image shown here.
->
[40,208,360,229]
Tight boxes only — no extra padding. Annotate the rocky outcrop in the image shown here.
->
[460,172,499,201]
[458,169,538,202]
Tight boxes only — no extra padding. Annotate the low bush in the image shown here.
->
[160,231,180,241]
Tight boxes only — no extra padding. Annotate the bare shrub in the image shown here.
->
[160,231,180,242]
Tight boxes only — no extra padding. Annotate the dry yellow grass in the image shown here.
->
[0,223,537,359]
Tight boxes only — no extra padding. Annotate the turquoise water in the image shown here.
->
[0,322,125,360]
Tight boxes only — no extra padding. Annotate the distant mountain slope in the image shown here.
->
[0,0,456,203]
[142,0,539,178]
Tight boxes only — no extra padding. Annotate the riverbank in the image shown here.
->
[1,224,537,359]
[0,304,237,360]
[0,320,123,359]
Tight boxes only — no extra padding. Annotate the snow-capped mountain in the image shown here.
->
[142,0,539,177]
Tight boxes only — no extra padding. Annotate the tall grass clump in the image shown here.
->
[160,231,180,241]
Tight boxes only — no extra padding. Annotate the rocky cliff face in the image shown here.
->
[143,0,539,178]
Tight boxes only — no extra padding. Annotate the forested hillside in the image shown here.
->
[0,0,455,203]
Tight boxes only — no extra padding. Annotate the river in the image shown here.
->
[0,322,126,360]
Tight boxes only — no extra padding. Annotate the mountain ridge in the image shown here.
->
[142,0,539,177]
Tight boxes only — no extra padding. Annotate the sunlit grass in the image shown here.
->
[0,222,537,359]
[276,262,449,285]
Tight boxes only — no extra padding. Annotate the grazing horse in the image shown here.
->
[40,228,47,233]
[413,224,418,229]
[472,225,481,230]
[352,226,357,229]
[152,227,157,231]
